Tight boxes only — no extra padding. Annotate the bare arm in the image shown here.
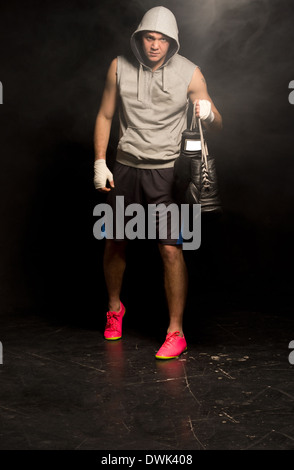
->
[188,67,222,131]
[94,58,118,160]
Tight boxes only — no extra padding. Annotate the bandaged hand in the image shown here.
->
[94,159,114,191]
[195,99,215,124]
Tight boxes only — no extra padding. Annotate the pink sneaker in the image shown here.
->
[104,302,125,340]
[155,331,187,360]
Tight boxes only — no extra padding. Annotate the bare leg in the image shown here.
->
[103,239,127,312]
[158,244,188,335]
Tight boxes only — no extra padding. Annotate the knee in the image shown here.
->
[159,244,183,265]
[104,239,127,258]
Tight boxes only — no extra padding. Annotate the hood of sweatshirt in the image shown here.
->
[130,6,179,68]
[129,7,179,101]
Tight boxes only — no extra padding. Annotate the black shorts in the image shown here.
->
[106,162,182,245]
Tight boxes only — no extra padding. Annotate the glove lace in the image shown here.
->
[191,102,211,189]
[201,161,210,189]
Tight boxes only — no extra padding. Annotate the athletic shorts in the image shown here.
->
[106,162,182,245]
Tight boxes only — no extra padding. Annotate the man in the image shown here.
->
[93,6,222,359]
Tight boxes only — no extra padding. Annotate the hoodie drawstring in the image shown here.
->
[162,67,167,93]
[137,64,168,102]
[138,64,143,102]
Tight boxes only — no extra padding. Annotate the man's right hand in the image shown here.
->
[94,159,114,192]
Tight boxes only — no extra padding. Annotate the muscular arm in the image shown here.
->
[94,58,118,160]
[188,67,223,131]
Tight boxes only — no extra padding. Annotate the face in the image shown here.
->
[142,31,171,69]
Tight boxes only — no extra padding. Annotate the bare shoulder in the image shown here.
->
[110,57,118,69]
[188,66,210,101]
[105,58,118,87]
[108,58,118,76]
[190,67,207,87]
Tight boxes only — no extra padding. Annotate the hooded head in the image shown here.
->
[130,6,179,67]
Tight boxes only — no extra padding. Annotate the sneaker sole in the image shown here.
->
[155,346,187,360]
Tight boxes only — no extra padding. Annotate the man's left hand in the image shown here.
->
[194,99,215,124]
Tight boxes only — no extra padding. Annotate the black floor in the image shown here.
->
[1,301,294,452]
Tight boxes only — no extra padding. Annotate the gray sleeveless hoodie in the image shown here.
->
[116,6,197,169]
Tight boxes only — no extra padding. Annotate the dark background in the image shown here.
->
[1,0,294,327]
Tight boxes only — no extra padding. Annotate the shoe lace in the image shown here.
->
[164,331,180,347]
[105,312,119,330]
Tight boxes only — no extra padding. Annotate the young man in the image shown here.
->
[94,6,222,359]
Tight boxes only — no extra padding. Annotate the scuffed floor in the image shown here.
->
[0,308,293,450]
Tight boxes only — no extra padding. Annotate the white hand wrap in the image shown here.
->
[198,99,215,124]
[94,159,113,189]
